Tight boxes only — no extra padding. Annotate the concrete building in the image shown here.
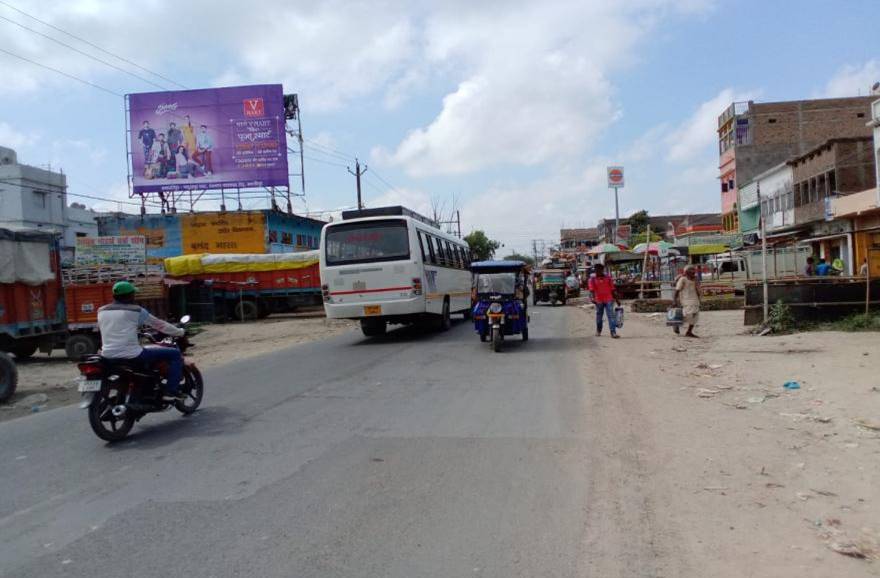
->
[0,146,100,258]
[738,162,794,241]
[559,228,599,251]
[597,213,720,243]
[717,96,875,233]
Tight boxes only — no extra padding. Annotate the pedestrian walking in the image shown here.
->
[589,263,620,339]
[674,265,701,338]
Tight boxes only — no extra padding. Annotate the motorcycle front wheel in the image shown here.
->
[175,366,204,415]
[88,385,135,442]
[491,328,503,353]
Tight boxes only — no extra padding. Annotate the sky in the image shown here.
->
[0,0,878,256]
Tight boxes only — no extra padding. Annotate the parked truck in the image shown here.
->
[164,252,322,321]
[0,228,67,402]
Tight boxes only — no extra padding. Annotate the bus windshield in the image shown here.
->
[325,220,410,266]
[476,272,516,294]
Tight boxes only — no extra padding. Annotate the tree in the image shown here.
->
[629,230,663,246]
[465,230,501,261]
[628,210,650,237]
[502,252,536,266]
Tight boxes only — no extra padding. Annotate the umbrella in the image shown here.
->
[588,243,628,255]
[632,241,678,257]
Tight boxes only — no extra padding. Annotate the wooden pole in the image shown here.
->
[639,224,651,299]
[866,249,871,316]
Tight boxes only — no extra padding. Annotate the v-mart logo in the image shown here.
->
[243,98,265,117]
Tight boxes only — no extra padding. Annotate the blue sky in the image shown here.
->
[0,0,878,256]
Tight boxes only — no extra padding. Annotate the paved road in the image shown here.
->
[1,306,596,577]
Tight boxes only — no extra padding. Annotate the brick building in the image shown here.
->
[597,213,720,243]
[559,228,599,251]
[717,96,875,233]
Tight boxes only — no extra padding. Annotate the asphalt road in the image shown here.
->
[0,306,596,578]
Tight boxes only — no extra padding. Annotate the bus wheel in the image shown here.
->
[437,299,452,332]
[361,319,387,337]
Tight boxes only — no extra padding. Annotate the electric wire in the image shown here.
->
[0,46,122,96]
[0,0,187,89]
[0,13,170,90]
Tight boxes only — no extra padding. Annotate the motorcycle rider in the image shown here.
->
[97,281,186,399]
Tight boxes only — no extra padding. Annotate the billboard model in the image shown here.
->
[128,84,288,194]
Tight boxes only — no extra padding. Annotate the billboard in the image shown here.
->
[74,236,146,266]
[128,84,289,194]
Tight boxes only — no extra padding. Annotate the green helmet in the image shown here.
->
[112,281,138,297]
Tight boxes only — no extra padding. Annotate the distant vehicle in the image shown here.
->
[320,206,472,336]
[470,260,530,352]
[77,315,202,442]
[532,268,569,306]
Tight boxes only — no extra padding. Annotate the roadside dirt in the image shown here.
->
[574,305,880,576]
[0,311,356,423]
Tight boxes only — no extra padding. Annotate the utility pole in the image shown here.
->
[347,158,367,210]
[759,184,769,324]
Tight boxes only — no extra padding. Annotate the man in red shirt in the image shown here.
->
[588,263,621,338]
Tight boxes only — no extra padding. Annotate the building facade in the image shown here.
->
[717,96,875,233]
[0,146,100,261]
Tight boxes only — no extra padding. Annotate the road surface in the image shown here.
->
[0,306,658,577]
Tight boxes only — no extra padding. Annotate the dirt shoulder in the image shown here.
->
[1,311,356,423]
[574,305,880,576]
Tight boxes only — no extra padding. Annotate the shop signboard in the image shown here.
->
[74,236,146,266]
[180,212,266,254]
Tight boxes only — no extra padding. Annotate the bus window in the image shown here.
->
[325,220,411,266]
[417,231,427,262]
[426,235,437,264]
[444,240,456,268]
[454,246,464,269]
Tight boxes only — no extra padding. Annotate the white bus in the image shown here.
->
[320,206,473,336]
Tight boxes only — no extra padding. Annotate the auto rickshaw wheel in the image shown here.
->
[491,328,503,352]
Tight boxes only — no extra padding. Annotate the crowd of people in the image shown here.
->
[137,115,215,180]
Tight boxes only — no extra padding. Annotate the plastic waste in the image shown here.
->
[783,381,801,390]
[614,306,624,328]
[666,307,683,326]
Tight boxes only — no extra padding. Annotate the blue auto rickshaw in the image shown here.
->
[470,261,529,352]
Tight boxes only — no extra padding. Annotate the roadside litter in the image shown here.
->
[783,381,801,390]
[854,418,880,432]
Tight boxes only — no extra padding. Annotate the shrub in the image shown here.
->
[767,300,796,333]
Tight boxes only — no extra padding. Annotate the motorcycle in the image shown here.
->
[77,315,204,442]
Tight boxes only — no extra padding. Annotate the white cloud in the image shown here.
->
[665,88,755,163]
[0,122,39,149]
[819,60,880,98]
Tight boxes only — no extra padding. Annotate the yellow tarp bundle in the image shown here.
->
[164,251,319,276]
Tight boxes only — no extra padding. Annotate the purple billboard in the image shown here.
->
[128,84,288,194]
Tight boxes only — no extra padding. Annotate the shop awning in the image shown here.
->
[797,232,851,244]
[688,244,731,255]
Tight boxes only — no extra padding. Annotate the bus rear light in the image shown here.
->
[412,277,423,295]
[322,284,330,302]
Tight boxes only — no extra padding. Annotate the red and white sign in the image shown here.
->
[607,166,624,188]
[243,97,265,117]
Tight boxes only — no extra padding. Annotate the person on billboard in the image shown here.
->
[171,145,199,179]
[182,115,197,156]
[167,121,183,152]
[194,124,214,175]
[137,121,156,164]
[155,133,172,177]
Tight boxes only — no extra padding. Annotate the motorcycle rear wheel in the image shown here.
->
[88,386,135,442]
[175,367,204,415]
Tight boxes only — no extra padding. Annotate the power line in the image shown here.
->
[368,167,401,194]
[303,154,348,169]
[0,0,187,89]
[303,137,355,161]
[0,13,170,91]
[0,46,122,97]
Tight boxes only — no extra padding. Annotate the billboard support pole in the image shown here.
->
[124,94,133,199]
[220,187,226,212]
[237,188,242,211]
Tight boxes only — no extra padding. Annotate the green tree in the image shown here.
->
[465,230,501,261]
[628,210,650,236]
[629,230,663,246]
[502,252,536,266]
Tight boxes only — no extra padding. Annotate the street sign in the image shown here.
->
[607,166,624,188]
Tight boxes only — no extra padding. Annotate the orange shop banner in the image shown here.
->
[180,212,266,254]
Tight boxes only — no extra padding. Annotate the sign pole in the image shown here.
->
[613,186,620,244]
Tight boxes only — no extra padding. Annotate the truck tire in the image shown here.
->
[0,353,18,403]
[234,300,259,322]
[65,334,99,359]
[11,341,38,359]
